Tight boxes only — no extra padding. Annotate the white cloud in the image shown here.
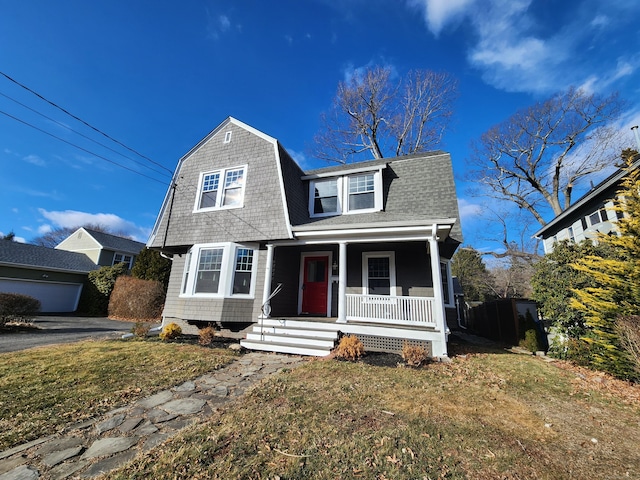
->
[37,209,150,242]
[407,0,476,36]
[457,198,483,221]
[38,224,52,234]
[218,15,231,32]
[287,149,311,170]
[409,0,638,95]
[23,154,46,167]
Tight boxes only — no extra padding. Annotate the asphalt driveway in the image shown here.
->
[0,316,155,353]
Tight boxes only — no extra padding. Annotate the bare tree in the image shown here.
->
[468,87,626,226]
[313,66,458,163]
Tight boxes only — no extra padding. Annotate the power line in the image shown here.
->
[0,91,172,179]
[0,70,173,175]
[0,108,169,186]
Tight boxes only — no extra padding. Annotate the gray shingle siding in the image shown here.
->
[150,122,291,249]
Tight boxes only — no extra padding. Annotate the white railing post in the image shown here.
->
[428,225,448,357]
[261,244,275,319]
[337,241,347,323]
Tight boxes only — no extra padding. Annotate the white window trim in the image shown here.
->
[362,251,396,296]
[440,259,454,307]
[309,168,383,218]
[180,242,258,299]
[193,164,248,213]
[224,131,232,143]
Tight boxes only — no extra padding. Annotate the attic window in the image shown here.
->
[224,131,232,143]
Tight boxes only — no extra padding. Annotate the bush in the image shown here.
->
[77,263,129,316]
[131,248,172,289]
[401,343,430,367]
[518,311,546,353]
[617,315,640,376]
[108,276,165,321]
[131,322,152,338]
[198,326,218,346]
[334,335,364,361]
[159,322,182,341]
[0,293,41,325]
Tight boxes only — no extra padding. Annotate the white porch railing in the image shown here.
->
[345,294,438,327]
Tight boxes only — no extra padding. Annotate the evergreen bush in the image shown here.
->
[77,263,129,316]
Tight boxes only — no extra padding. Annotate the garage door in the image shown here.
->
[0,279,83,313]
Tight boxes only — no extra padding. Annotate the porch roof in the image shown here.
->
[290,218,456,243]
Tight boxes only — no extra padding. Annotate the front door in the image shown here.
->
[301,255,329,315]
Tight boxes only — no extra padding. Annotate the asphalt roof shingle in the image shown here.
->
[0,240,99,273]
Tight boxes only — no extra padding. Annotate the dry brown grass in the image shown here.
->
[106,341,640,479]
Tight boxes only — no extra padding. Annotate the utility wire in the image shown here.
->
[0,108,169,186]
[0,91,172,179]
[0,70,173,175]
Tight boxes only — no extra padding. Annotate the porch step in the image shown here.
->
[240,319,340,357]
[239,340,333,357]
[245,332,336,348]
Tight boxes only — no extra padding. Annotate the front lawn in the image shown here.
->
[105,343,640,479]
[0,339,238,450]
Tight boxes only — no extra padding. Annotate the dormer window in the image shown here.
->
[195,165,247,212]
[308,168,383,218]
[313,179,339,216]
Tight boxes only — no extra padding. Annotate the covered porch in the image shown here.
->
[241,221,457,358]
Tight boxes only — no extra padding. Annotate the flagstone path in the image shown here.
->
[0,352,305,480]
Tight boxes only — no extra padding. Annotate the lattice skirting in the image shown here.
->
[352,334,432,355]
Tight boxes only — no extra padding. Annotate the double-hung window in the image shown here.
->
[112,253,133,269]
[362,252,396,296]
[308,168,382,217]
[181,243,258,298]
[313,179,339,216]
[348,173,375,211]
[196,165,247,211]
[195,248,224,294]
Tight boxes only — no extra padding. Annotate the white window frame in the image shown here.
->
[362,251,396,296]
[112,252,133,269]
[180,242,258,299]
[194,165,247,213]
[224,131,232,143]
[440,260,453,307]
[309,169,383,218]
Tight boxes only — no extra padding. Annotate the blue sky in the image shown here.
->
[1,0,639,252]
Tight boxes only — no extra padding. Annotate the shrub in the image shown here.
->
[159,322,182,341]
[77,263,129,316]
[198,325,218,346]
[0,293,41,325]
[617,315,640,376]
[131,248,172,289]
[518,311,546,353]
[401,343,430,367]
[108,276,165,321]
[334,335,364,361]
[131,322,151,338]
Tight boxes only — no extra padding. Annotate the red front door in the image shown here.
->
[301,256,329,315]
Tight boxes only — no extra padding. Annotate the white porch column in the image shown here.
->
[337,241,348,323]
[428,225,448,357]
[261,244,275,318]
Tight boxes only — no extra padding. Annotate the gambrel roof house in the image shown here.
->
[56,227,146,269]
[533,156,640,254]
[148,117,462,358]
[0,240,98,312]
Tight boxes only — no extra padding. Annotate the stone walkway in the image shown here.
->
[0,352,305,480]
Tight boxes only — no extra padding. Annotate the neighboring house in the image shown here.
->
[533,157,640,254]
[148,117,462,358]
[56,227,145,269]
[0,240,98,312]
